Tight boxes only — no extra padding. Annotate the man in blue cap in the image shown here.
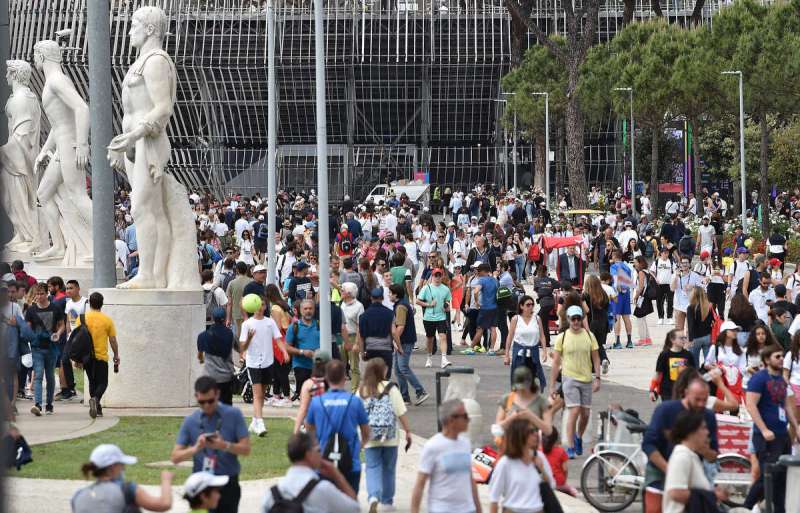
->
[357,288,399,375]
[196,307,238,405]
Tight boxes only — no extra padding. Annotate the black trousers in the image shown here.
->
[60,342,75,391]
[744,431,790,513]
[218,380,233,405]
[273,362,291,398]
[86,359,109,404]
[365,349,393,377]
[495,307,509,351]
[293,367,312,399]
[655,284,673,320]
[538,306,555,346]
[211,474,241,513]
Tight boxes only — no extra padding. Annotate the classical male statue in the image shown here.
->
[107,6,197,289]
[1,60,41,252]
[32,40,93,265]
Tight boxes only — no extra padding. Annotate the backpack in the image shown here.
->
[709,307,722,342]
[497,286,514,309]
[645,272,659,300]
[364,383,397,442]
[678,236,695,257]
[221,271,236,293]
[67,314,94,366]
[199,244,211,264]
[527,242,541,261]
[642,237,655,258]
[257,221,270,240]
[736,266,759,295]
[320,395,354,475]
[339,234,352,253]
[267,479,320,513]
[204,286,221,323]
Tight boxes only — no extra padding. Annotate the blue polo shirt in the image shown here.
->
[306,389,369,473]
[285,319,320,369]
[175,403,249,476]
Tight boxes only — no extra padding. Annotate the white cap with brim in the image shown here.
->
[719,321,741,332]
[90,444,137,468]
[252,264,267,273]
[566,305,584,318]
[183,472,230,499]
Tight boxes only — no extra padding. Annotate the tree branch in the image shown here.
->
[504,0,568,64]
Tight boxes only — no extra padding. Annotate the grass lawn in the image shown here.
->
[16,416,292,484]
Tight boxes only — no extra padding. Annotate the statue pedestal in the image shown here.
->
[90,288,204,408]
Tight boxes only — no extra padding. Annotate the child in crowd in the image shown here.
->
[541,427,578,497]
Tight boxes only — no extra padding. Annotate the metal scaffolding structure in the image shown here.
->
[8,0,723,200]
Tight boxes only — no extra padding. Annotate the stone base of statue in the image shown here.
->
[90,288,204,408]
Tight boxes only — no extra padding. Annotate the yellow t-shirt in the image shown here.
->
[554,329,599,383]
[75,310,117,362]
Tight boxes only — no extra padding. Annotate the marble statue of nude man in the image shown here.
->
[0,60,41,252]
[107,6,197,289]
[32,40,93,265]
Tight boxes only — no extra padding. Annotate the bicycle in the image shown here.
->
[580,408,753,512]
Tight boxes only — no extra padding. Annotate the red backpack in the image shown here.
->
[528,242,541,261]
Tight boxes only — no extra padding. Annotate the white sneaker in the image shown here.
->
[369,498,379,513]
[657,318,664,325]
[425,357,432,368]
[601,359,609,375]
[254,418,267,437]
[248,418,258,434]
[441,357,452,368]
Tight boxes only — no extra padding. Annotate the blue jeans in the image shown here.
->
[394,343,425,401]
[32,345,58,406]
[510,342,547,389]
[514,255,526,280]
[688,335,711,367]
[364,446,398,505]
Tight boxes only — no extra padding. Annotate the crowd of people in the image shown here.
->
[4,180,800,513]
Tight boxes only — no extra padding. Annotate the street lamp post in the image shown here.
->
[722,70,747,229]
[531,92,549,207]
[614,87,636,218]
[493,94,516,192]
[267,0,277,285]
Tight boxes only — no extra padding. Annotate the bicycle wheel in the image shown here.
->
[717,453,752,508]
[580,450,641,512]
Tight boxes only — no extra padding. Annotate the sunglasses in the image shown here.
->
[197,397,217,406]
[523,302,534,307]
[570,316,583,322]
[451,413,470,420]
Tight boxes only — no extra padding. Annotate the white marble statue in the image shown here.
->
[32,40,93,265]
[107,6,197,289]
[1,60,41,252]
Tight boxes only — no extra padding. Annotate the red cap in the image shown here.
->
[700,250,710,259]
[769,258,782,268]
[432,268,445,275]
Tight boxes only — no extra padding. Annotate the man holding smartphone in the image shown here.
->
[172,376,251,513]
[749,273,776,324]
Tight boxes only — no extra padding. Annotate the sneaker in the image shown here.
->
[486,351,496,356]
[256,419,267,437]
[475,346,486,353]
[369,497,379,513]
[31,404,42,416]
[413,344,419,351]
[601,359,610,375]
[441,357,452,369]
[16,391,25,400]
[425,357,432,368]
[54,391,67,401]
[612,342,623,350]
[625,341,634,349]
[89,397,98,419]
[414,392,430,406]
[403,398,412,405]
[45,404,54,415]
[461,348,476,355]
[248,418,258,434]
[566,447,576,459]
[62,390,77,402]
[574,435,583,456]
[657,318,664,325]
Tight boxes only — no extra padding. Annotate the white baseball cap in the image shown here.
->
[90,444,137,468]
[183,472,229,499]
[719,321,741,332]
[252,264,267,273]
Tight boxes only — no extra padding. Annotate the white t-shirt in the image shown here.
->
[783,351,800,386]
[698,224,716,251]
[726,259,750,290]
[672,272,703,313]
[662,444,712,513]
[489,454,555,513]
[114,239,130,271]
[651,258,675,285]
[418,433,475,513]
[239,316,282,369]
[65,297,89,331]
[789,314,800,337]
[340,299,364,335]
[748,286,776,324]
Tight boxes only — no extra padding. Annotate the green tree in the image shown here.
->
[710,0,800,234]
[504,0,605,208]
[502,40,568,194]
[768,117,800,191]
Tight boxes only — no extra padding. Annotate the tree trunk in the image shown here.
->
[651,0,664,17]
[565,74,589,208]
[509,1,534,66]
[759,116,771,236]
[650,127,660,211]
[691,0,706,27]
[534,131,546,191]
[623,0,635,24]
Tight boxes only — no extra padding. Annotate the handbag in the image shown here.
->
[539,480,565,513]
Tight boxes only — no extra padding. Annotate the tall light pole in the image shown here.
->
[614,87,636,217]
[314,0,331,354]
[493,94,516,192]
[722,70,747,229]
[266,0,277,285]
[531,92,549,207]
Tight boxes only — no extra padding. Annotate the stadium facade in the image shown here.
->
[8,0,724,201]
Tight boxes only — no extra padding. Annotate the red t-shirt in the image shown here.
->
[545,446,569,486]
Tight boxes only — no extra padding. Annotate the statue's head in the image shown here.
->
[6,60,32,87]
[33,40,62,70]
[130,6,169,48]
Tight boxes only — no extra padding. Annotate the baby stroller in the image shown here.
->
[234,367,254,404]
